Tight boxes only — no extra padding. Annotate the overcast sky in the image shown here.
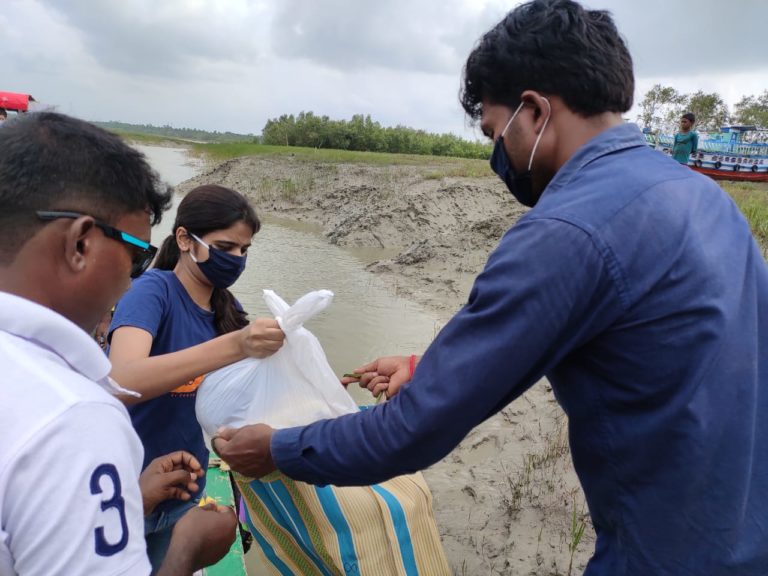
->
[2,0,766,140]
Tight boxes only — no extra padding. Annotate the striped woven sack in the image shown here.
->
[235,470,451,576]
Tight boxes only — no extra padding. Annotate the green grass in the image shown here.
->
[721,181,768,250]
[114,130,491,178]
[188,141,490,177]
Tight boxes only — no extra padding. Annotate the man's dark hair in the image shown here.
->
[682,112,696,124]
[0,112,171,261]
[460,0,634,120]
[0,108,7,118]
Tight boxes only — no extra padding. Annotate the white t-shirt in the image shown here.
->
[0,293,151,576]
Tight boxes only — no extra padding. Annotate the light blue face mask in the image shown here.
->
[190,233,247,289]
[489,97,551,207]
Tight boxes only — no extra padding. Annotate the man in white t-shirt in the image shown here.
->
[0,112,236,575]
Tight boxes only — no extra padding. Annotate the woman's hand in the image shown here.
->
[239,318,285,358]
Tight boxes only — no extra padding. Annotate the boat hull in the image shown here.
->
[690,165,768,183]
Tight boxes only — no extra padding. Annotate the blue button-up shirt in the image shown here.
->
[272,123,768,575]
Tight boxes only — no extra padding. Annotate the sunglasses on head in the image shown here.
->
[36,210,157,278]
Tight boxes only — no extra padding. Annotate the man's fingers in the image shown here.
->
[162,469,193,488]
[216,427,237,441]
[169,487,192,501]
[354,360,379,374]
[212,427,236,457]
[372,381,390,398]
[162,450,203,476]
[365,375,389,392]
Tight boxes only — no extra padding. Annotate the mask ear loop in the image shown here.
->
[184,230,207,264]
[500,101,525,139]
[528,97,552,171]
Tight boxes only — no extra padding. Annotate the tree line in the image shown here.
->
[637,86,768,133]
[98,86,768,160]
[260,112,492,159]
[94,121,255,143]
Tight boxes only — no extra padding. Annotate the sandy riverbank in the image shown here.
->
[177,155,594,575]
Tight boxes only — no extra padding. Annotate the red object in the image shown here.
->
[691,165,768,183]
[408,354,417,379]
[0,92,36,112]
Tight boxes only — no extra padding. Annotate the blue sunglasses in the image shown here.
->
[36,210,157,278]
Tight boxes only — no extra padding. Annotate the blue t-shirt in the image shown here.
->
[110,269,217,514]
[272,124,768,574]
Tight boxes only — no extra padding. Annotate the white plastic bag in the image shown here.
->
[196,289,359,437]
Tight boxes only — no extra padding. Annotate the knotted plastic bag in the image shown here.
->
[196,289,359,436]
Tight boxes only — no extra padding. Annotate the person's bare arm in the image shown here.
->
[110,319,284,405]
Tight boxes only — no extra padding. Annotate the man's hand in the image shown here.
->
[158,504,237,575]
[212,424,277,479]
[340,355,416,399]
[139,451,203,516]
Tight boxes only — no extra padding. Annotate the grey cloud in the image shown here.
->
[272,0,767,80]
[597,0,768,78]
[270,0,506,74]
[37,0,267,78]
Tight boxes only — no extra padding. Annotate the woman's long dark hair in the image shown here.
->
[154,184,260,335]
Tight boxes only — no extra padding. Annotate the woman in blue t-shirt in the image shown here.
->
[108,184,284,572]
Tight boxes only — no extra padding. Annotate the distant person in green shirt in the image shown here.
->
[672,112,698,164]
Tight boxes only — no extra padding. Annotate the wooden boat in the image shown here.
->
[645,125,768,183]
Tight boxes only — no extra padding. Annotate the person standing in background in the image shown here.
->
[672,112,698,164]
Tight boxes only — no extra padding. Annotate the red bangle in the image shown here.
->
[408,354,417,378]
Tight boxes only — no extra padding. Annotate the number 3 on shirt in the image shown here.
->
[90,463,129,556]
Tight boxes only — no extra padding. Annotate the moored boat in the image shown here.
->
[645,125,768,183]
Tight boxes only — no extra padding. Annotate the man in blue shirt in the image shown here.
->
[214,1,768,574]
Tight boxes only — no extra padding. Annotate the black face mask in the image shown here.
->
[490,135,538,208]
[488,98,551,208]
[190,233,247,289]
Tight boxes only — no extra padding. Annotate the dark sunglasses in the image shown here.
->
[36,210,157,278]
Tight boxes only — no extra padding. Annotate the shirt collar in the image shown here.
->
[0,292,139,397]
[541,122,648,199]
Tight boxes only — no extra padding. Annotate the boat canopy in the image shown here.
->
[720,125,758,133]
[0,92,36,112]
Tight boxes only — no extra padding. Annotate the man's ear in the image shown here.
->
[519,90,551,134]
[63,216,97,274]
